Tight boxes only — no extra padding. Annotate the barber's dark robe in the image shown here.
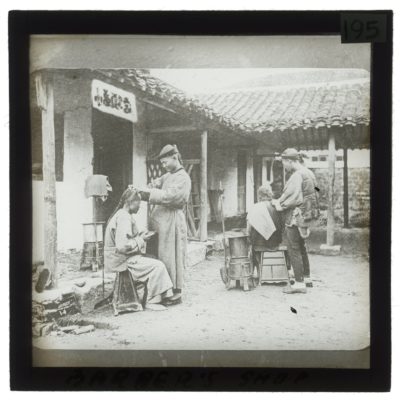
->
[148,167,191,290]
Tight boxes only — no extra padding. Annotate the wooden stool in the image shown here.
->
[254,245,291,285]
[112,270,144,316]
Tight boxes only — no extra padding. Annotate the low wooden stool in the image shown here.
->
[112,270,144,316]
[253,245,291,285]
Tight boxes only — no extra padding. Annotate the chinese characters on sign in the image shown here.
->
[91,79,138,122]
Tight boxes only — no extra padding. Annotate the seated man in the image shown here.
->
[104,187,174,308]
[247,184,283,273]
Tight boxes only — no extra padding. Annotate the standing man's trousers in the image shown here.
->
[283,226,311,282]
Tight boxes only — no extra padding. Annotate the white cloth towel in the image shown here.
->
[247,202,276,241]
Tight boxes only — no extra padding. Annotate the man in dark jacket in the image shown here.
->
[272,148,320,294]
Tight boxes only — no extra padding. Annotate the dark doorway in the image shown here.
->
[237,150,247,214]
[92,109,133,223]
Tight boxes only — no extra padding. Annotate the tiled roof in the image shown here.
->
[95,68,247,133]
[98,69,369,135]
[196,79,370,133]
[40,68,370,148]
[94,69,370,149]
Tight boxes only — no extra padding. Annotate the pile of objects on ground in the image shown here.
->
[32,290,87,338]
[32,296,99,338]
[32,253,115,338]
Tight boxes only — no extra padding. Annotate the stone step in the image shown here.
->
[187,241,207,267]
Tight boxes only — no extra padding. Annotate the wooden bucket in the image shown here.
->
[227,235,250,258]
[228,259,252,279]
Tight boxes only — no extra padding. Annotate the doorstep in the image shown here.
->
[187,241,208,267]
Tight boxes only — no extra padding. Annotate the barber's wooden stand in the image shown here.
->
[225,234,254,291]
[218,182,254,291]
[80,222,104,270]
[80,196,105,299]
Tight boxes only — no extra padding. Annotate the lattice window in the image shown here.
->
[146,160,164,183]
[146,158,202,240]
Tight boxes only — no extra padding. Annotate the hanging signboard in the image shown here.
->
[91,79,137,122]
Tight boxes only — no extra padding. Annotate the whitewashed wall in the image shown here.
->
[32,90,150,262]
[58,108,94,249]
[303,149,370,169]
[131,113,149,232]
[32,107,93,262]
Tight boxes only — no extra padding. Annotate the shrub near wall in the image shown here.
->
[311,167,370,227]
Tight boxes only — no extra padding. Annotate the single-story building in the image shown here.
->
[31,68,370,276]
[31,68,267,266]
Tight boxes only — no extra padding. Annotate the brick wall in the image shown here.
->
[311,167,370,227]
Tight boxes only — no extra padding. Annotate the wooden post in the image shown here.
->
[253,155,262,201]
[36,74,58,287]
[327,130,336,246]
[200,130,208,241]
[246,150,254,209]
[262,157,267,185]
[343,147,349,228]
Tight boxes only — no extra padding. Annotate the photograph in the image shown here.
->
[29,34,372,368]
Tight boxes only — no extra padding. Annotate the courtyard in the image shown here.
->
[33,250,370,353]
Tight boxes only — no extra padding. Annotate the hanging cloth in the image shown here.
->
[84,175,113,198]
[247,201,276,241]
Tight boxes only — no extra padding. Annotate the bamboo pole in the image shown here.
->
[200,130,208,241]
[36,74,58,287]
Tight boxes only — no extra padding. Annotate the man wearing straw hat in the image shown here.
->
[272,148,320,294]
[139,145,191,305]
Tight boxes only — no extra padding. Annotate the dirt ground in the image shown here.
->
[34,252,370,352]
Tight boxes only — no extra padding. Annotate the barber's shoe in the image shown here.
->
[283,282,307,294]
[162,295,182,306]
[35,268,50,293]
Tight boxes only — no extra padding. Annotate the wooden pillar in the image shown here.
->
[36,74,58,287]
[246,150,254,209]
[262,157,267,185]
[343,147,349,228]
[326,130,336,246]
[200,130,208,241]
[253,155,262,201]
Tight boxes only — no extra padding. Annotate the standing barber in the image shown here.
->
[272,148,320,294]
[139,145,191,305]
